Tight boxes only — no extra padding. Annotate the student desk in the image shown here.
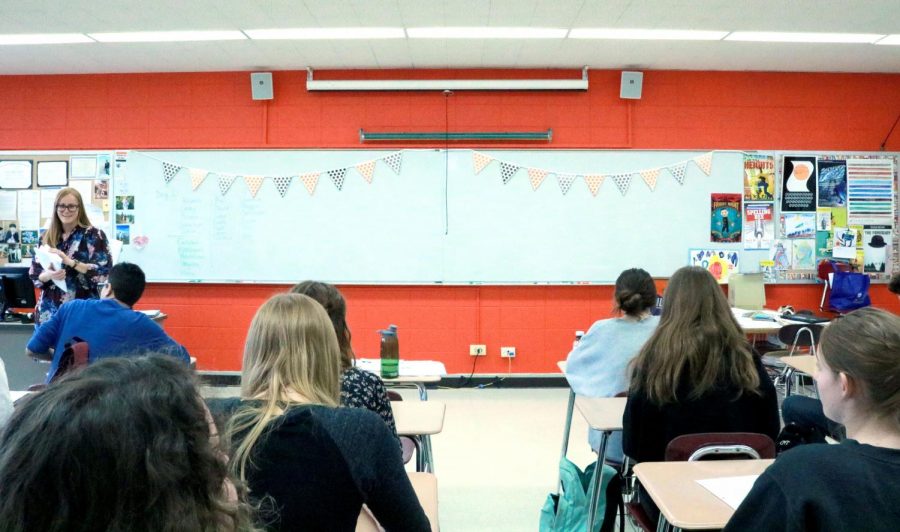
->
[634,459,773,531]
[356,359,446,401]
[575,396,628,531]
[356,472,439,532]
[781,355,817,396]
[393,401,446,473]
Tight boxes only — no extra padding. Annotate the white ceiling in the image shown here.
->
[0,0,898,74]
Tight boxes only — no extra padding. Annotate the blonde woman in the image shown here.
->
[29,187,110,323]
[227,293,429,531]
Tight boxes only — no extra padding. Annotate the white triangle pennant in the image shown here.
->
[162,162,182,183]
[273,176,294,198]
[612,173,633,196]
[217,174,237,196]
[382,152,403,175]
[556,173,577,195]
[356,160,376,184]
[584,175,604,197]
[528,168,547,191]
[299,173,319,195]
[640,169,660,191]
[328,168,348,191]
[500,162,520,185]
[693,152,713,175]
[668,162,688,185]
[473,152,493,174]
[189,168,208,191]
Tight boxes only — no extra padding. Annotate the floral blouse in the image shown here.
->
[29,225,111,324]
[340,366,399,443]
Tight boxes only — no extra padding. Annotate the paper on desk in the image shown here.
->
[35,245,67,291]
[356,358,448,377]
[696,475,759,510]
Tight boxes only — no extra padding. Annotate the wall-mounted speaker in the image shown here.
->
[620,71,643,100]
[251,72,274,100]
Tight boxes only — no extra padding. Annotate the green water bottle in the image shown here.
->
[379,324,399,379]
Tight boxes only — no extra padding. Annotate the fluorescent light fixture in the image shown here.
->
[306,67,589,91]
[407,27,567,39]
[875,34,900,45]
[244,27,404,40]
[0,33,93,45]
[568,28,727,40]
[88,30,246,43]
[725,31,883,43]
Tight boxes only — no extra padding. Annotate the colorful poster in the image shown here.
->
[817,159,847,207]
[780,213,816,239]
[743,203,774,250]
[816,211,832,231]
[770,240,792,270]
[847,158,894,226]
[711,193,742,242]
[688,249,739,284]
[743,154,775,201]
[781,156,817,212]
[792,239,816,270]
[816,231,832,259]
[862,226,892,273]
[833,227,857,259]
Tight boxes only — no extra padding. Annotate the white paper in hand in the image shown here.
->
[35,245,68,292]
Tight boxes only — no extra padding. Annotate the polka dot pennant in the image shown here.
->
[611,173,633,196]
[189,168,208,191]
[382,152,403,175]
[556,173,576,195]
[244,175,265,198]
[273,176,294,198]
[162,162,182,183]
[356,160,376,184]
[584,175,604,197]
[668,162,688,185]
[328,168,348,191]
[640,169,660,191]
[299,173,319,195]
[528,168,547,191]
[693,152,713,176]
[217,174,237,196]
[473,152,493,174]
[500,162,520,185]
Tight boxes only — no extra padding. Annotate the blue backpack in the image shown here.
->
[829,262,871,312]
[540,457,617,532]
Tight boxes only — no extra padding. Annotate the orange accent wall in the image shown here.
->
[2,69,899,373]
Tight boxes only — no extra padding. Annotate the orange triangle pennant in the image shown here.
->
[473,152,493,174]
[244,175,265,198]
[694,153,713,175]
[300,172,319,195]
[584,175,604,197]
[528,168,547,191]
[640,169,660,191]
[356,161,376,184]
[189,168,208,191]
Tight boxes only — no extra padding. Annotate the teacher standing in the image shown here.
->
[29,187,111,324]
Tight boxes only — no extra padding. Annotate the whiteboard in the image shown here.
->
[116,149,755,283]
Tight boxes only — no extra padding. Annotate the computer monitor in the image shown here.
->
[0,266,36,322]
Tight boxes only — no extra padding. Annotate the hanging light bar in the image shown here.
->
[359,129,552,142]
[308,68,588,92]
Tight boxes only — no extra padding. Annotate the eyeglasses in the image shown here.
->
[56,204,79,212]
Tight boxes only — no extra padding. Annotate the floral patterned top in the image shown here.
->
[29,225,111,325]
[340,366,399,443]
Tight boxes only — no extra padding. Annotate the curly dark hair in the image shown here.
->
[889,272,900,295]
[291,281,355,370]
[0,356,255,532]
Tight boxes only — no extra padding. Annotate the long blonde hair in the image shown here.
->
[629,266,759,404]
[228,293,342,481]
[42,187,92,247]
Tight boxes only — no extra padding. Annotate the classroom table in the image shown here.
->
[392,401,446,473]
[356,472,439,532]
[575,396,628,532]
[633,459,773,531]
[355,359,446,401]
[781,355,817,397]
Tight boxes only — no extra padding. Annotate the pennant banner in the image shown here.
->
[584,175,604,197]
[328,169,348,191]
[693,153,713,176]
[382,152,403,175]
[217,174,237,196]
[668,162,688,185]
[612,173,633,196]
[557,173,577,195]
[300,173,319,195]
[528,168,547,191]
[189,168,208,191]
[473,152,493,174]
[356,161,376,184]
[273,176,293,198]
[244,175,265,198]
[640,169,660,191]
[500,162,520,185]
[162,162,182,183]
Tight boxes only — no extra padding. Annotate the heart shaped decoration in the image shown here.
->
[131,236,149,250]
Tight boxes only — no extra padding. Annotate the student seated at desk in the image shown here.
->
[226,293,429,532]
[25,263,189,383]
[726,307,900,531]
[623,266,780,525]
[565,267,659,462]
[0,356,252,532]
[291,281,398,444]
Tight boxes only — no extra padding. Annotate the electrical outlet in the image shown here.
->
[469,344,487,356]
[500,346,516,358]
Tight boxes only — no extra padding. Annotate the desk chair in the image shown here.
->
[386,390,419,466]
[26,338,90,392]
[762,323,823,396]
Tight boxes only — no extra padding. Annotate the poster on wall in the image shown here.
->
[0,161,33,189]
[833,226,857,259]
[710,193,742,242]
[743,203,773,250]
[743,154,775,201]
[688,249,739,284]
[862,226,892,273]
[780,213,816,239]
[792,239,816,270]
[781,156,817,212]
[847,158,894,226]
[817,159,847,207]
[770,240,792,270]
